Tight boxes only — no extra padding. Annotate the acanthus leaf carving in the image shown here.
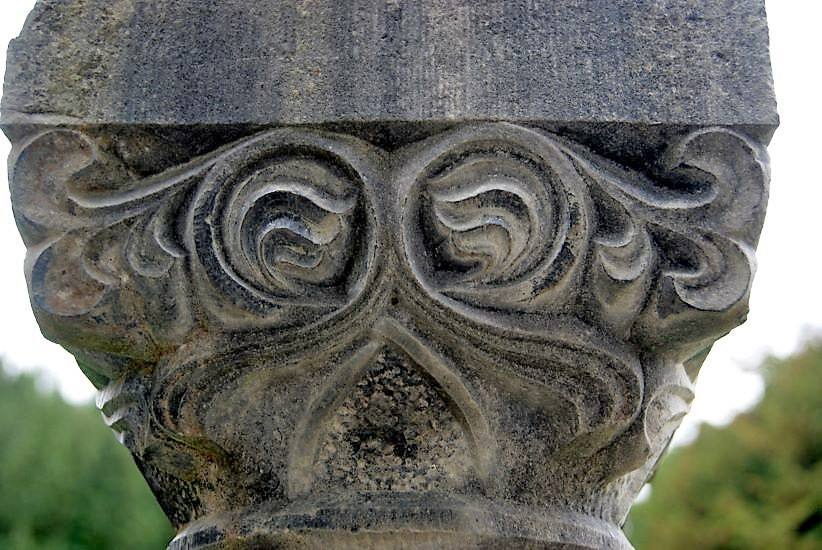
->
[563,127,768,355]
[395,123,767,366]
[12,124,767,351]
[9,128,388,371]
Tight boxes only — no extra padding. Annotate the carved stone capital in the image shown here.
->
[3,2,777,549]
[7,121,770,547]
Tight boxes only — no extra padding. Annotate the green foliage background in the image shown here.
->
[0,367,173,549]
[628,341,822,549]
[0,341,819,549]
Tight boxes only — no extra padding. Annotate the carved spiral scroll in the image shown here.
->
[190,132,379,321]
[399,124,589,310]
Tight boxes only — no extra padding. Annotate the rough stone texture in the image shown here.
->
[3,1,777,549]
[3,0,777,129]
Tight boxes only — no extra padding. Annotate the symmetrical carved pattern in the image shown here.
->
[8,122,769,547]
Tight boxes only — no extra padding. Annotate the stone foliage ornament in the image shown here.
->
[3,1,777,548]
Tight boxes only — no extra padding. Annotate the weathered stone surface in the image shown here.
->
[3,1,777,549]
[3,0,777,129]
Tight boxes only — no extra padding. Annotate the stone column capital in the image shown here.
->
[3,2,777,548]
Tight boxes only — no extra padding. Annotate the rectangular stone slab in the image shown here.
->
[2,0,777,131]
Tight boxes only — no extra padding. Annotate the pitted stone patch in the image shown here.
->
[314,347,473,492]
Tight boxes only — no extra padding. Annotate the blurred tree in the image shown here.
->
[0,365,173,550]
[628,341,822,549]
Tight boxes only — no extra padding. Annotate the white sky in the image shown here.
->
[0,2,819,446]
